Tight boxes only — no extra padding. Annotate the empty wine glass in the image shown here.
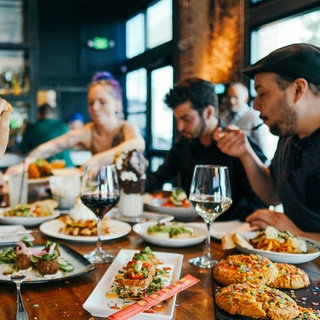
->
[81,164,120,264]
[189,165,232,268]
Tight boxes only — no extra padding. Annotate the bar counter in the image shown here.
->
[0,224,319,320]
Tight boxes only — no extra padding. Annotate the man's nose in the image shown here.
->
[176,120,184,132]
[253,98,260,111]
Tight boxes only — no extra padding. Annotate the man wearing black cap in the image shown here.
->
[214,43,320,241]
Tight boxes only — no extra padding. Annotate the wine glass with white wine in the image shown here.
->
[189,165,232,268]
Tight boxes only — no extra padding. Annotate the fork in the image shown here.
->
[11,275,29,320]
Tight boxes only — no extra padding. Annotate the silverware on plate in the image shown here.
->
[11,275,29,320]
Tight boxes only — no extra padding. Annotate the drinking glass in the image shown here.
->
[189,165,232,268]
[81,164,120,264]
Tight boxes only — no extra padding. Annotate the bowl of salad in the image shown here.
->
[144,188,198,221]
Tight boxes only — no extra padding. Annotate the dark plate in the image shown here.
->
[0,243,94,284]
[212,266,320,319]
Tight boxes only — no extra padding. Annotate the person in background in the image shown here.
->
[7,72,144,173]
[67,112,84,130]
[220,82,274,162]
[145,77,267,221]
[214,43,320,241]
[91,71,124,119]
[20,103,73,167]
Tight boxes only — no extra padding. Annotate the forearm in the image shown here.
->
[88,137,145,166]
[297,230,320,242]
[240,148,280,205]
[26,133,74,164]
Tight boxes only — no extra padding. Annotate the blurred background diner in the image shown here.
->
[5,73,145,174]
[20,102,73,167]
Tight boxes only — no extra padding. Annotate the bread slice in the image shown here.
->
[232,232,254,249]
[221,233,237,250]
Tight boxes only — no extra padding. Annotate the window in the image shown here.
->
[249,6,320,160]
[150,65,173,150]
[125,0,175,173]
[251,9,320,64]
[126,68,147,139]
[0,0,23,43]
[146,0,172,49]
[126,13,145,59]
[125,0,172,58]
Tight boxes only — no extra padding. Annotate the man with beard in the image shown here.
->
[145,77,267,221]
[214,43,320,240]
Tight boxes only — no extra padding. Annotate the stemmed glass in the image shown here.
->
[80,164,120,264]
[189,165,232,268]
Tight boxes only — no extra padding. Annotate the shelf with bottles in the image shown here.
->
[0,49,31,97]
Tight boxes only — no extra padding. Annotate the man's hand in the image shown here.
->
[213,126,250,158]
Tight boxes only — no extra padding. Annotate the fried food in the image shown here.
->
[269,263,310,289]
[213,253,279,286]
[28,158,53,179]
[222,226,308,254]
[114,247,160,298]
[215,282,299,320]
[59,215,110,236]
[249,226,307,254]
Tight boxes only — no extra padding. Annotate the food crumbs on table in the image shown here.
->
[32,304,39,308]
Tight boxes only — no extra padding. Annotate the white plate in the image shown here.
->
[0,209,60,226]
[133,221,206,247]
[28,177,49,184]
[27,168,82,184]
[236,231,320,264]
[0,225,34,245]
[83,249,183,319]
[39,218,131,242]
[109,209,174,224]
[210,220,253,239]
[51,168,82,177]
[144,197,198,221]
[0,243,94,283]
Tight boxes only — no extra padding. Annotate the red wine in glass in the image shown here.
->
[81,193,119,219]
[81,164,120,264]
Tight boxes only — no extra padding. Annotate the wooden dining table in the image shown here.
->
[0,217,319,320]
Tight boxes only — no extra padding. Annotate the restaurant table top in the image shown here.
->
[0,217,319,320]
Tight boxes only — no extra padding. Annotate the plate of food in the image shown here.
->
[144,189,198,221]
[226,226,320,264]
[27,159,82,184]
[0,200,60,226]
[133,221,206,247]
[39,217,131,242]
[83,247,183,319]
[0,239,94,283]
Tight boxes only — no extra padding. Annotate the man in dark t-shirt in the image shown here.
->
[145,77,267,221]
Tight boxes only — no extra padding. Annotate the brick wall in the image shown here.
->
[178,0,244,85]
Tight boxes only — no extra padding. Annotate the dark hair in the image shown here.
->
[164,77,218,115]
[274,74,320,96]
[38,103,55,117]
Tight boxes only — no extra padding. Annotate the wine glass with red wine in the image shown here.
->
[81,164,120,264]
